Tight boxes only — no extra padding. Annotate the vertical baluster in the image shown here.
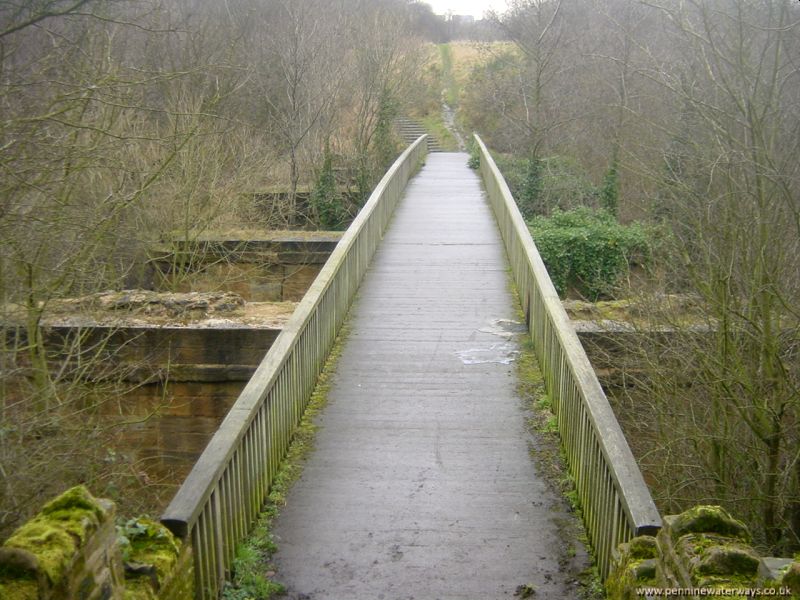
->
[192,516,207,600]
[243,430,255,523]
[211,488,225,587]
[220,467,233,566]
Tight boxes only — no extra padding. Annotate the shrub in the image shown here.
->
[466,139,480,169]
[529,207,650,299]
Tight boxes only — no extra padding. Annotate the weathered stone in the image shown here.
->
[0,546,40,576]
[606,536,660,600]
[0,575,38,600]
[688,541,760,577]
[1,486,193,599]
[628,535,659,560]
[758,557,792,583]
[0,546,45,600]
[0,486,126,600]
[3,486,104,586]
[122,518,183,599]
[94,290,246,316]
[781,561,800,596]
[669,505,751,542]
[632,558,657,581]
[621,506,785,596]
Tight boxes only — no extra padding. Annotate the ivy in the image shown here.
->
[529,207,650,300]
[373,93,399,173]
[310,144,347,230]
[599,159,619,217]
[518,156,543,220]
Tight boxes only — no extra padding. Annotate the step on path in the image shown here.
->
[395,117,444,152]
[270,153,590,599]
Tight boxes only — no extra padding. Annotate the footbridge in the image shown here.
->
[161,136,662,598]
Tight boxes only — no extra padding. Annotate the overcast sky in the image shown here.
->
[425,0,510,19]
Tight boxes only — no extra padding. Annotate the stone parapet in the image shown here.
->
[0,487,192,600]
[608,505,800,599]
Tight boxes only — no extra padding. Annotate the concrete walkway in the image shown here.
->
[271,153,588,599]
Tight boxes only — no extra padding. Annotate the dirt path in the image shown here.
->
[441,102,466,151]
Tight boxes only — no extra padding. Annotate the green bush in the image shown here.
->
[529,207,650,299]
[466,139,480,169]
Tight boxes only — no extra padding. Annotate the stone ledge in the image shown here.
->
[0,487,192,600]
[609,506,800,599]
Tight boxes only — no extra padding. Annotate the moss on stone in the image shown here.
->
[671,531,760,593]
[122,518,182,592]
[124,575,158,600]
[628,535,658,560]
[0,547,38,579]
[781,562,800,596]
[670,505,751,542]
[0,578,38,600]
[4,522,77,585]
[1,486,108,587]
[607,536,660,600]
[694,577,757,598]
[632,559,657,581]
[693,545,760,578]
[607,556,658,600]
[41,485,107,522]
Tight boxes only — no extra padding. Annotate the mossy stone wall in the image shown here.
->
[0,487,193,600]
[0,486,125,600]
[608,505,800,599]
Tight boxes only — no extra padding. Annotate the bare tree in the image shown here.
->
[250,0,345,224]
[620,0,800,551]
[342,0,425,197]
[0,0,274,537]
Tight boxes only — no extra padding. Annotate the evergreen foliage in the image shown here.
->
[374,93,399,173]
[529,207,650,299]
[466,139,480,169]
[310,145,347,230]
[599,159,619,217]
[519,156,543,220]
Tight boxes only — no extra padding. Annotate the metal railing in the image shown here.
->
[474,134,662,578]
[161,136,428,599]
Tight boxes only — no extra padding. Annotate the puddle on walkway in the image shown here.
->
[478,318,527,340]
[456,319,526,365]
[456,342,520,365]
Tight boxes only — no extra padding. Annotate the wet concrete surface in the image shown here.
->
[270,153,590,599]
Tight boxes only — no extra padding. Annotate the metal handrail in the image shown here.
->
[161,136,428,599]
[474,134,661,578]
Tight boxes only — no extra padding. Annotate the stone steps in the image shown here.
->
[394,117,444,152]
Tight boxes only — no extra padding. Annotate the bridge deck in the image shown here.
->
[271,153,587,598]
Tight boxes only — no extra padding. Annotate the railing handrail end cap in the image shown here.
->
[160,516,190,540]
[634,523,663,538]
